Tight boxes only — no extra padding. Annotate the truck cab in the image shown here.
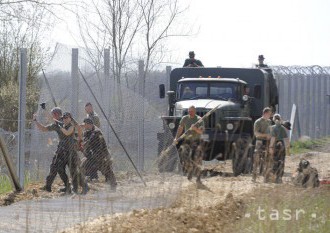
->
[158,67,278,175]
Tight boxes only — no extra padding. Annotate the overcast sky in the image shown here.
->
[51,0,330,68]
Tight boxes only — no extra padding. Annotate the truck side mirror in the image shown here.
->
[167,91,176,116]
[159,84,165,98]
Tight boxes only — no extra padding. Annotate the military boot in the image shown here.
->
[60,184,72,194]
[81,183,89,195]
[40,185,52,192]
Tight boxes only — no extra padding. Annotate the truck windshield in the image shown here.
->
[178,81,239,100]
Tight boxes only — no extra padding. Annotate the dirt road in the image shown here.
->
[61,150,330,233]
[0,149,329,233]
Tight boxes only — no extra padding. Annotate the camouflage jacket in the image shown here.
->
[83,127,109,159]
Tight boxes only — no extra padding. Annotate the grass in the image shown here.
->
[290,137,330,154]
[0,171,33,195]
[235,185,330,233]
[0,175,13,194]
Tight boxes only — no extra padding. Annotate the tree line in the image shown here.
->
[0,0,190,131]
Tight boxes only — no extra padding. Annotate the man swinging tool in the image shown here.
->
[158,104,220,174]
[175,105,205,184]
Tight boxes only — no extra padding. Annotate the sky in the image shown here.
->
[51,0,330,69]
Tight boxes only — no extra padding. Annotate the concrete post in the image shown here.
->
[104,49,111,143]
[71,48,79,117]
[18,48,27,189]
[138,60,145,171]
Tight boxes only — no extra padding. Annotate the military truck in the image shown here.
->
[157,67,278,176]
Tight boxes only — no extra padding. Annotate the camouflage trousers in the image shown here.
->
[46,146,87,192]
[178,140,204,183]
[264,140,286,183]
[252,140,268,181]
[292,162,320,188]
[81,154,117,188]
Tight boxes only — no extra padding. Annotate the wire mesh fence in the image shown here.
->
[1,44,330,232]
[0,44,183,232]
[273,66,330,141]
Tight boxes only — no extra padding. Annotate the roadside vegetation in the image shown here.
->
[290,137,330,154]
[236,185,330,233]
[0,175,12,195]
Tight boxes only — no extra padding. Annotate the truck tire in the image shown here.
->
[231,136,252,176]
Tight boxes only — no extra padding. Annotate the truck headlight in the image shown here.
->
[168,122,175,129]
[226,123,234,130]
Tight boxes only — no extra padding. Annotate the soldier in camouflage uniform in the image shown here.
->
[61,112,89,194]
[256,55,268,68]
[266,114,290,183]
[33,109,88,194]
[183,51,204,67]
[85,102,100,128]
[292,159,320,188]
[34,107,70,193]
[81,118,117,191]
[252,107,272,182]
[84,102,100,179]
[175,105,204,183]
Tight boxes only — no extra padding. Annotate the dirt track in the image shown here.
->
[0,149,329,233]
[61,149,330,233]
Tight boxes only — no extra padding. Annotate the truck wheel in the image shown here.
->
[231,136,252,176]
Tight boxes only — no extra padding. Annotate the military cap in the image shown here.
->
[83,118,94,125]
[273,113,281,121]
[62,112,72,118]
[85,102,92,107]
[258,55,265,60]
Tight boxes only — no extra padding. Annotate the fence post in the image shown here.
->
[138,60,145,171]
[325,75,330,136]
[320,75,326,137]
[312,75,317,138]
[300,76,306,136]
[18,48,27,189]
[71,48,79,117]
[104,49,111,144]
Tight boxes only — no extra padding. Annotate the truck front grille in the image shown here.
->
[183,109,216,129]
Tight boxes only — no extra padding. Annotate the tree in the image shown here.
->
[0,1,57,131]
[138,0,188,76]
[76,0,143,84]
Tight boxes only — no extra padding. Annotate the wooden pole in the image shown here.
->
[0,136,22,191]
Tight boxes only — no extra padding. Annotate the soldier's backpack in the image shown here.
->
[292,159,320,188]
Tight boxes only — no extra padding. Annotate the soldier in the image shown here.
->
[256,55,268,68]
[182,86,195,99]
[175,105,204,183]
[183,51,204,67]
[266,114,290,183]
[252,107,272,182]
[85,102,100,128]
[292,159,320,188]
[85,102,100,179]
[33,108,72,193]
[81,118,117,191]
[61,112,89,194]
